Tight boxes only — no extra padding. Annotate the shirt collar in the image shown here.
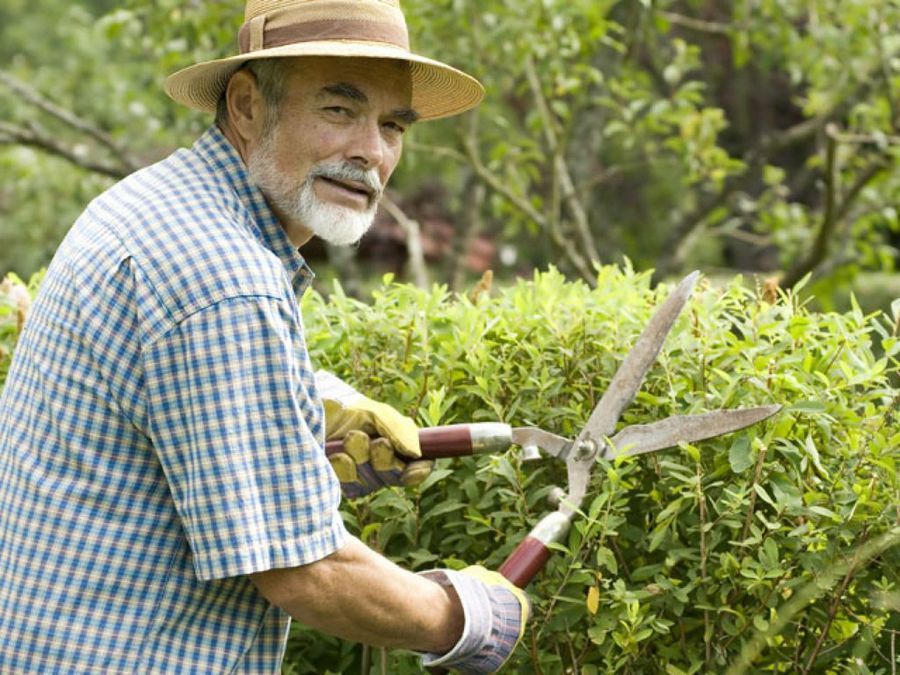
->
[192,126,315,297]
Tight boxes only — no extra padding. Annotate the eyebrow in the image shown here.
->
[318,82,420,126]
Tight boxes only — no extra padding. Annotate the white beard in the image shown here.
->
[247,126,382,246]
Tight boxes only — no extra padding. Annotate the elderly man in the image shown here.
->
[0,1,528,673]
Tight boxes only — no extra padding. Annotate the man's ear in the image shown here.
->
[224,68,268,153]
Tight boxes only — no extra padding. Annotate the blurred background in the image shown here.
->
[1,0,898,310]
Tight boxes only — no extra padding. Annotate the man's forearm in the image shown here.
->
[249,537,464,653]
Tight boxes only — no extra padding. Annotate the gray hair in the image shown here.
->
[215,58,288,130]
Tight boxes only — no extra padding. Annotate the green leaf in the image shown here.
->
[754,483,776,507]
[804,435,830,478]
[416,468,453,493]
[789,400,827,414]
[596,545,618,575]
[729,435,754,473]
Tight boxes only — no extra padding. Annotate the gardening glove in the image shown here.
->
[418,566,531,674]
[316,370,432,498]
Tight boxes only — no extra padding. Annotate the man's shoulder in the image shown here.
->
[94,145,239,233]
[76,145,289,325]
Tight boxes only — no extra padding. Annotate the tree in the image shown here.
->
[401,0,900,295]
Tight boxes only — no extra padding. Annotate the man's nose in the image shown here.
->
[346,120,385,169]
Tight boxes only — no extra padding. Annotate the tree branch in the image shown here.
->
[780,125,894,288]
[654,80,874,283]
[523,54,600,264]
[0,120,127,179]
[459,132,596,284]
[380,194,428,289]
[779,125,840,289]
[657,11,739,37]
[0,70,140,173]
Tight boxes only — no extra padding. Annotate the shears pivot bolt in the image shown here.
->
[575,439,597,461]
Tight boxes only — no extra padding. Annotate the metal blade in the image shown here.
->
[578,271,699,443]
[563,271,699,513]
[606,405,782,459]
[511,426,572,460]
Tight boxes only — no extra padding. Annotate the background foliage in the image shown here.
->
[1,1,899,303]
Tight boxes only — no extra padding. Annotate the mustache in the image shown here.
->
[309,161,383,203]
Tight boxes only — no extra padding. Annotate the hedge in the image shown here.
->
[2,266,898,674]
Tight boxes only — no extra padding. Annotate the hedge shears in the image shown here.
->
[327,272,780,588]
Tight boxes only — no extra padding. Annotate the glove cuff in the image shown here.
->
[417,568,525,673]
[417,569,490,669]
[315,370,363,405]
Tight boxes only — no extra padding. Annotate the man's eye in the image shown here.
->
[383,121,406,135]
[324,106,351,116]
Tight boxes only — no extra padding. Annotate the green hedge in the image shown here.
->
[2,267,898,674]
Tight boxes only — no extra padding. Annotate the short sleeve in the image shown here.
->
[144,295,346,581]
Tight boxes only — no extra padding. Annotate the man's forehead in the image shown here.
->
[282,56,413,105]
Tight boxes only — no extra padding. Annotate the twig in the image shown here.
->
[529,629,544,674]
[405,141,467,164]
[828,131,900,146]
[523,53,600,264]
[708,225,773,247]
[726,527,900,675]
[742,442,768,541]
[380,195,428,289]
[360,645,370,675]
[449,114,486,292]
[697,461,712,666]
[0,70,139,173]
[891,629,896,675]
[0,70,139,172]
[657,10,741,37]
[779,125,840,289]
[781,125,894,288]
[800,563,857,673]
[833,155,892,224]
[0,120,126,179]
[653,86,865,282]
[459,132,596,283]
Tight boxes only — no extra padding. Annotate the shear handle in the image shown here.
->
[324,422,514,460]
[498,511,573,587]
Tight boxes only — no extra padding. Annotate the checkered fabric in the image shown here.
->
[0,126,347,672]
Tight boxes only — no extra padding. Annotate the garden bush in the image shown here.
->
[2,267,898,673]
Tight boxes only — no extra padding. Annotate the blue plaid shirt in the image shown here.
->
[0,127,347,672]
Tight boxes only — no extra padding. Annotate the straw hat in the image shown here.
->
[165,0,484,120]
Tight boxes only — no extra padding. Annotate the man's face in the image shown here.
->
[247,56,416,246]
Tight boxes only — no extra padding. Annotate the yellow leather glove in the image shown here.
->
[317,371,432,498]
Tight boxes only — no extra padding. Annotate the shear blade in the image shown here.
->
[606,404,782,459]
[563,272,699,513]
[576,271,699,444]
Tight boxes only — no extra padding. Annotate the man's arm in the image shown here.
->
[250,536,463,653]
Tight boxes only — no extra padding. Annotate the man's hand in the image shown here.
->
[420,565,531,673]
[317,371,432,498]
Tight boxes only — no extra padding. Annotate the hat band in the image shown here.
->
[238,18,410,53]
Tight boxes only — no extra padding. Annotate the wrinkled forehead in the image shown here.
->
[281,56,413,110]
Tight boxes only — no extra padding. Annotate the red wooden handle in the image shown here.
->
[498,536,553,588]
[324,423,513,460]
[498,510,572,587]
[418,425,475,458]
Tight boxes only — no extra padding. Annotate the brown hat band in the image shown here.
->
[238,2,410,54]
[238,18,409,52]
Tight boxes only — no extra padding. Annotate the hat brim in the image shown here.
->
[164,41,484,121]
